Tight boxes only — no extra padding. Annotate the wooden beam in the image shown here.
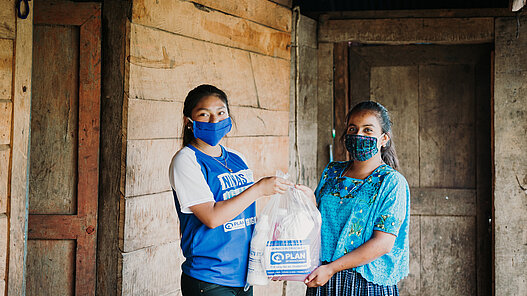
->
[34,0,101,26]
[8,1,33,294]
[309,8,516,20]
[320,18,494,44]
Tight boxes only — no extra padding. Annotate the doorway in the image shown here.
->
[333,44,492,295]
[27,1,101,295]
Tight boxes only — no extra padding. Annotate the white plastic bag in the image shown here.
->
[246,174,321,289]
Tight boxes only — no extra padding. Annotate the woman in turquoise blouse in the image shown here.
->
[303,101,410,296]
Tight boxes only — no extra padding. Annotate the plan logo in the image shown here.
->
[270,250,307,265]
[223,218,245,232]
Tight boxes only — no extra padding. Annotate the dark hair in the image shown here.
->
[343,101,400,169]
[182,84,230,146]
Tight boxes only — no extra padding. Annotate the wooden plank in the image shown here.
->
[131,0,291,59]
[0,38,13,100]
[494,16,527,295]
[191,0,292,32]
[26,240,76,296]
[97,2,129,295]
[8,1,32,293]
[315,8,515,20]
[128,23,259,107]
[398,215,420,295]
[298,15,317,49]
[34,0,101,26]
[0,214,6,280]
[250,52,290,111]
[320,18,494,44]
[269,0,292,8]
[317,43,333,175]
[125,139,181,197]
[475,60,492,296]
[121,241,184,296]
[29,25,79,215]
[410,188,476,216]
[421,216,476,295]
[0,0,15,39]
[224,136,289,181]
[351,44,493,67]
[0,148,8,213]
[419,64,476,188]
[121,191,179,252]
[229,106,289,137]
[371,66,419,187]
[333,42,348,162]
[0,101,11,144]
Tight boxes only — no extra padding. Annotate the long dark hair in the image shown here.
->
[343,101,400,169]
[182,84,230,147]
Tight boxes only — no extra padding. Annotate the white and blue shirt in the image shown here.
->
[169,144,256,287]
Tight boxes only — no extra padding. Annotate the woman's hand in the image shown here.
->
[295,184,316,205]
[304,264,336,288]
[254,176,293,196]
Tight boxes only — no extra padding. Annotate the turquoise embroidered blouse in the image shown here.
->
[315,161,410,286]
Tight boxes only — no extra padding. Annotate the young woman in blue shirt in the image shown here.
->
[169,85,292,296]
[301,101,410,296]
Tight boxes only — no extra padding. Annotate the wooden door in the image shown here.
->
[27,1,101,295]
[334,44,492,295]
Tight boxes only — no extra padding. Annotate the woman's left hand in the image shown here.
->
[295,184,316,205]
[304,265,335,288]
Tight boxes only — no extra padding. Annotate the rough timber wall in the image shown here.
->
[0,0,32,295]
[118,0,292,295]
[494,16,527,296]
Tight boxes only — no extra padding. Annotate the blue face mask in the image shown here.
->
[344,134,381,161]
[190,117,232,146]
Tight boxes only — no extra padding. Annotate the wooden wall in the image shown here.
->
[114,0,293,295]
[0,0,32,295]
[494,15,527,296]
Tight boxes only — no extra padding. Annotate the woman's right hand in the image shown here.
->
[254,176,293,197]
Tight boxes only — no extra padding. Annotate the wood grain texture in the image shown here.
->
[26,240,76,296]
[121,191,179,252]
[320,18,494,44]
[132,0,291,59]
[250,52,291,111]
[129,23,259,107]
[0,214,6,280]
[269,0,292,8]
[421,216,476,295]
[30,25,79,215]
[333,42,349,162]
[229,106,289,137]
[224,136,289,181]
[410,188,476,216]
[419,64,476,188]
[0,38,13,100]
[191,0,291,32]
[127,99,183,140]
[8,1,32,293]
[0,149,8,213]
[317,43,333,175]
[493,16,527,296]
[121,241,184,296]
[0,101,11,145]
[371,66,419,187]
[0,0,15,39]
[125,139,181,197]
[398,215,420,295]
[34,0,100,26]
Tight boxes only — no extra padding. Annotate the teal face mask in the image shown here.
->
[344,134,380,161]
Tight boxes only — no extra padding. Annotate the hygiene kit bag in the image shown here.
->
[245,174,321,289]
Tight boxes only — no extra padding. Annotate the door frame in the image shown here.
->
[27,1,101,295]
[319,15,497,296]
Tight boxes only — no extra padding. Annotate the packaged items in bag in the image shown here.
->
[246,176,321,289]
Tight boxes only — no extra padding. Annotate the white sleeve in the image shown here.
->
[169,148,214,214]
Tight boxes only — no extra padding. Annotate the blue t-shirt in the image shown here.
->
[169,145,256,287]
[315,162,410,286]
